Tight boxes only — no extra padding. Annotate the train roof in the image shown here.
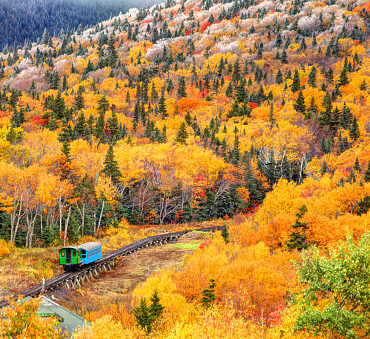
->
[78,242,102,251]
[59,246,78,251]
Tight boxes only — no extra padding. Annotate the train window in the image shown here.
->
[61,252,64,257]
[73,252,76,257]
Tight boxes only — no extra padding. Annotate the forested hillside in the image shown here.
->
[0,0,159,49]
[0,0,369,337]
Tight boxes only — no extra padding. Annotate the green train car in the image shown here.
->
[59,242,102,271]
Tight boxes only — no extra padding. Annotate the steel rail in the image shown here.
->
[0,226,225,309]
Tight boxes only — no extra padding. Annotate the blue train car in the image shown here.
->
[79,242,102,265]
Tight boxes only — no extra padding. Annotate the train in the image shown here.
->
[59,242,102,271]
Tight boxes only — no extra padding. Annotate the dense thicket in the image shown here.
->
[0,0,158,49]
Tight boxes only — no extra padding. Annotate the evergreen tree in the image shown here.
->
[321,161,328,176]
[133,298,152,333]
[158,91,167,118]
[73,86,84,111]
[175,122,188,144]
[107,111,120,143]
[149,290,164,320]
[276,69,283,84]
[60,140,71,180]
[287,205,310,251]
[294,90,306,114]
[354,157,361,172]
[74,112,86,139]
[364,161,370,182]
[291,70,300,92]
[177,77,187,98]
[201,279,216,308]
[338,65,349,87]
[308,66,317,87]
[221,226,229,243]
[350,117,360,141]
[102,145,121,184]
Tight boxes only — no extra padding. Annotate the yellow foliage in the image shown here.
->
[0,239,13,257]
[95,175,117,204]
[132,268,194,328]
[72,315,143,339]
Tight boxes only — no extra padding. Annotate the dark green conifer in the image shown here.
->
[201,279,216,308]
[364,161,370,182]
[175,122,188,144]
[102,145,121,184]
[294,90,306,114]
[286,205,310,251]
[291,70,300,92]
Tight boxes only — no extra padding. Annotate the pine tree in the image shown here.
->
[354,157,361,173]
[308,66,317,87]
[364,161,370,182]
[60,140,71,180]
[291,69,300,92]
[158,91,167,118]
[287,205,309,251]
[321,160,328,176]
[149,290,164,320]
[102,146,121,184]
[177,77,187,98]
[74,86,85,111]
[276,69,283,84]
[74,112,86,139]
[201,279,216,308]
[175,122,188,144]
[107,111,120,143]
[350,117,360,141]
[294,90,306,114]
[338,65,349,87]
[221,226,229,243]
[133,298,152,333]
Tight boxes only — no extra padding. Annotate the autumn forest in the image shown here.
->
[0,0,369,337]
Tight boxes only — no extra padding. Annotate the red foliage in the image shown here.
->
[248,102,258,109]
[268,304,286,326]
[141,20,152,24]
[199,241,212,250]
[32,116,46,126]
[200,21,212,32]
[175,209,183,222]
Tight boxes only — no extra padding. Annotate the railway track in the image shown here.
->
[0,225,225,309]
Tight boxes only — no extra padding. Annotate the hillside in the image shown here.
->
[0,0,159,49]
[0,0,369,337]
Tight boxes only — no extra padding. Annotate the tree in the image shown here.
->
[175,122,188,144]
[364,161,370,182]
[149,290,164,320]
[102,146,121,184]
[158,91,167,118]
[221,226,229,243]
[60,140,71,180]
[294,90,306,114]
[286,205,309,251]
[291,70,300,92]
[133,290,164,334]
[294,232,370,339]
[177,77,187,98]
[133,298,152,333]
[338,65,349,87]
[0,298,61,338]
[201,279,216,308]
[74,86,85,111]
[350,117,360,141]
